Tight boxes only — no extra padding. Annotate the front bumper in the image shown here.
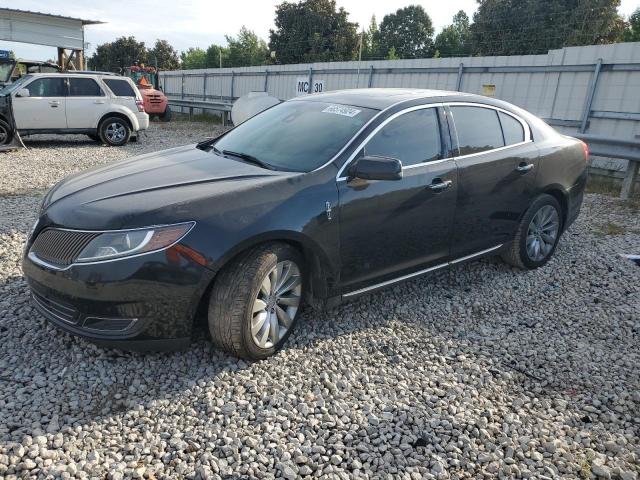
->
[22,245,213,351]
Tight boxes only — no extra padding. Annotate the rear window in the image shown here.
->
[69,78,104,96]
[451,106,505,156]
[499,111,525,145]
[104,79,136,97]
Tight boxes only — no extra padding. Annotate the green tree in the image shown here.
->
[89,36,148,72]
[225,26,270,67]
[434,10,472,57]
[378,5,435,59]
[180,47,207,69]
[471,0,625,56]
[205,44,229,68]
[623,7,640,41]
[361,15,381,60]
[269,0,359,64]
[149,39,180,70]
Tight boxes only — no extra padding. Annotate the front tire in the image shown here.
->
[159,106,172,122]
[99,117,131,146]
[208,243,304,360]
[501,194,563,269]
[0,119,14,145]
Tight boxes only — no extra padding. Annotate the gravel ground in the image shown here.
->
[0,126,639,479]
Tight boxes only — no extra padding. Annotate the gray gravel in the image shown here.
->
[1,126,639,479]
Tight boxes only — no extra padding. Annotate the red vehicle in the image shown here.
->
[126,65,171,121]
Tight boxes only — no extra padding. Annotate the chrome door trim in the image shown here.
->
[342,244,503,298]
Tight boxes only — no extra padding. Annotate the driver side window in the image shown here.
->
[364,107,442,167]
[25,78,66,97]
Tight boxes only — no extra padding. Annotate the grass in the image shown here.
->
[596,221,626,236]
[586,175,621,196]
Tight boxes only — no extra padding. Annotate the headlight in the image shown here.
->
[76,222,194,262]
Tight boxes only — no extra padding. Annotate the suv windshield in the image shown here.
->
[213,101,377,172]
[0,74,31,96]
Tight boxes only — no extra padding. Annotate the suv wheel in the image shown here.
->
[99,117,131,146]
[0,119,14,145]
[501,194,563,269]
[209,243,304,360]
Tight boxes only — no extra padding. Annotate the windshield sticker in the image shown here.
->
[322,105,361,117]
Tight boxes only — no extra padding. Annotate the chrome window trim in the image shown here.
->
[27,221,195,271]
[336,103,444,181]
[448,102,532,160]
[342,244,503,298]
[336,101,533,181]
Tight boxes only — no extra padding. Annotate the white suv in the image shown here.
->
[5,72,149,146]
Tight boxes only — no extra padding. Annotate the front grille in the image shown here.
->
[32,290,79,325]
[30,228,99,266]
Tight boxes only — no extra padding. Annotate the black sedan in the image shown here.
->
[23,89,588,359]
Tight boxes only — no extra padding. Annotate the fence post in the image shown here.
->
[307,66,313,94]
[264,69,269,92]
[456,63,464,91]
[203,73,208,101]
[181,73,185,114]
[580,58,603,133]
[230,71,235,99]
[368,65,374,88]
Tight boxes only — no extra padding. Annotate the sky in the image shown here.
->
[2,0,639,60]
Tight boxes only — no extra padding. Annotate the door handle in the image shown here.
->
[49,101,60,107]
[93,100,105,104]
[516,162,534,172]
[428,179,453,192]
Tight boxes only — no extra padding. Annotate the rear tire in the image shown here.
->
[99,117,131,146]
[159,106,172,122]
[501,194,563,269]
[208,243,304,360]
[0,119,14,145]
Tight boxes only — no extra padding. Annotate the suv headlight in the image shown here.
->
[76,222,194,262]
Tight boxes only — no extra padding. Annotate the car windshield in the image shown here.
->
[0,74,32,96]
[212,100,377,172]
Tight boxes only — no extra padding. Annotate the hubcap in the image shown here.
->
[106,122,126,142]
[251,260,301,349]
[526,205,559,262]
[0,127,7,143]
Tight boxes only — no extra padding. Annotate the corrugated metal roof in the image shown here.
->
[0,7,104,25]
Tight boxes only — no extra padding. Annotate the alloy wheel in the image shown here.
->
[0,126,7,144]
[106,122,126,142]
[251,260,301,349]
[526,205,559,262]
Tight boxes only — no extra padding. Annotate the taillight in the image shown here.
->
[136,99,145,112]
[581,141,589,163]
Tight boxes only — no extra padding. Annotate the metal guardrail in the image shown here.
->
[166,98,234,125]
[573,133,640,199]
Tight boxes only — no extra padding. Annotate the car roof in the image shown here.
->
[289,88,474,110]
[24,72,122,78]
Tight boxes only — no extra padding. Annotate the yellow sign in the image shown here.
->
[483,84,496,96]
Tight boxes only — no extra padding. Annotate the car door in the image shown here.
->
[337,105,458,293]
[12,77,67,129]
[66,77,108,128]
[447,104,539,258]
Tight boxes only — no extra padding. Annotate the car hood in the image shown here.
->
[45,144,281,207]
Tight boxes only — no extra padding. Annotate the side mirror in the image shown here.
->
[349,156,403,181]
[16,88,30,98]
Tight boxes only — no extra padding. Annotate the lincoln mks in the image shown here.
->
[23,89,587,359]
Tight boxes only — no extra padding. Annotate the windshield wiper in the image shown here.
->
[222,149,276,170]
